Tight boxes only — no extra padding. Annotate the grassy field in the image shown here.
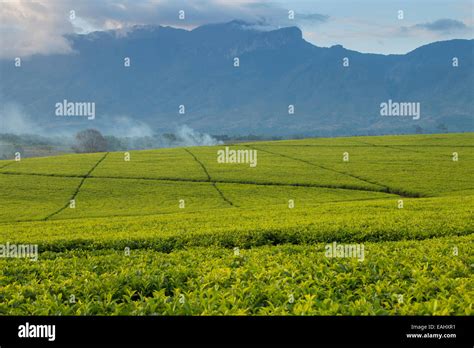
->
[0,133,472,315]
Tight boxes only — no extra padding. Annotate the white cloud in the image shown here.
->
[0,0,75,58]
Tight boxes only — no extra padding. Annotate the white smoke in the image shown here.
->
[0,103,222,155]
[174,125,222,146]
[0,102,43,134]
[100,119,221,147]
[105,115,154,138]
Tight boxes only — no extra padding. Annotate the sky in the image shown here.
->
[0,0,472,58]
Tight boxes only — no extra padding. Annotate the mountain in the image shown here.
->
[0,20,473,136]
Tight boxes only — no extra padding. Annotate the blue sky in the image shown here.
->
[0,0,472,58]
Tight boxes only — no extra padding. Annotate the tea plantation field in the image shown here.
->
[0,133,472,315]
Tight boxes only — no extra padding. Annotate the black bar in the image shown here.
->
[0,316,472,346]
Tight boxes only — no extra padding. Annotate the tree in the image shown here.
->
[104,135,127,151]
[73,129,107,153]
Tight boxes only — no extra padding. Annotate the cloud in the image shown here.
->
[0,0,329,59]
[297,13,329,23]
[0,1,75,58]
[415,19,467,32]
[402,18,469,35]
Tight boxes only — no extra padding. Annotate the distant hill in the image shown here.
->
[0,20,472,136]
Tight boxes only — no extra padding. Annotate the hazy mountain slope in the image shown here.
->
[0,20,472,136]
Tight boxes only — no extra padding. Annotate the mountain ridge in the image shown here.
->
[0,21,472,136]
